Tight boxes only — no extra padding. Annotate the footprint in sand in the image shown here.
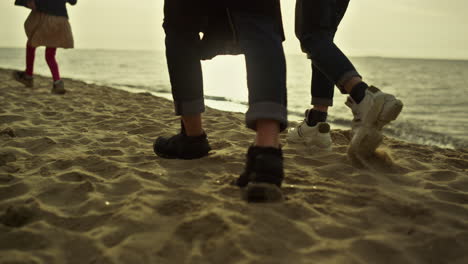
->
[37,181,94,207]
[175,213,229,243]
[448,178,468,192]
[57,171,102,183]
[42,210,113,232]
[407,236,468,264]
[77,155,121,178]
[24,137,57,154]
[0,114,26,124]
[313,223,360,240]
[41,110,63,120]
[0,174,16,184]
[0,182,29,201]
[0,151,16,166]
[97,177,142,197]
[351,239,411,264]
[0,231,49,251]
[95,149,124,156]
[0,204,36,228]
[10,127,45,137]
[0,127,16,137]
[155,199,202,217]
[432,190,468,204]
[444,157,468,169]
[424,169,459,181]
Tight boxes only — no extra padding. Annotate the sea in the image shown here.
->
[1,48,467,149]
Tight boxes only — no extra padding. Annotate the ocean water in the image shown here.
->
[1,48,467,149]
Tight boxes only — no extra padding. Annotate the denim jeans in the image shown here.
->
[164,3,287,131]
[295,0,361,107]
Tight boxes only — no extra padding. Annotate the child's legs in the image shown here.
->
[45,47,60,81]
[26,44,36,76]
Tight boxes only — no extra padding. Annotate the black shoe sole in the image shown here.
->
[243,183,284,203]
[154,149,178,159]
[51,89,66,95]
[153,137,211,160]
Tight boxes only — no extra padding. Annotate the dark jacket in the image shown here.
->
[163,0,284,60]
[15,0,77,18]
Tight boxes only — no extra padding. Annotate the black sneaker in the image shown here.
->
[236,146,284,202]
[13,71,34,88]
[153,128,211,160]
[51,80,66,94]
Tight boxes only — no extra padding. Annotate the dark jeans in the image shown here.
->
[295,0,361,107]
[164,3,287,131]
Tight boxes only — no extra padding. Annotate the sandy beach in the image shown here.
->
[1,68,467,264]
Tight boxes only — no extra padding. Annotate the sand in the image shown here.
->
[1,68,468,264]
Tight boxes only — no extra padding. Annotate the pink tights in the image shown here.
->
[26,44,61,81]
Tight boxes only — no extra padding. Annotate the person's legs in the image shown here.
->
[287,0,347,148]
[153,0,211,159]
[310,0,350,112]
[233,13,287,202]
[164,0,205,134]
[45,47,67,94]
[287,61,334,149]
[165,27,205,137]
[307,63,333,126]
[26,44,36,76]
[296,0,360,96]
[237,14,287,135]
[45,47,60,81]
[311,64,334,111]
[295,0,403,158]
[13,43,35,87]
[163,0,205,118]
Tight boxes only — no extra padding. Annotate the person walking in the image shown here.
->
[154,0,287,202]
[13,0,77,94]
[288,0,403,161]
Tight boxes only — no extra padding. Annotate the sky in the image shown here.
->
[1,0,467,59]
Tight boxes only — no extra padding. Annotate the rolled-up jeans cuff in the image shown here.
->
[337,70,361,93]
[246,102,288,132]
[174,99,205,116]
[311,97,333,107]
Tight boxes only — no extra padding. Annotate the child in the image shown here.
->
[13,0,77,94]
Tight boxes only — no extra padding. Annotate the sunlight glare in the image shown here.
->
[202,56,248,102]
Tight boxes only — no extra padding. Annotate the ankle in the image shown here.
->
[185,130,204,137]
[313,105,328,112]
[306,109,328,126]
[254,120,280,148]
[343,76,363,93]
[182,114,203,137]
[349,82,369,104]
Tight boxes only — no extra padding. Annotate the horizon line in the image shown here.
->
[1,46,467,62]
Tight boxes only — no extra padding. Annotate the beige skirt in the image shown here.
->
[25,11,74,49]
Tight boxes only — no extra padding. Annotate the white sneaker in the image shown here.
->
[287,119,332,149]
[346,86,403,157]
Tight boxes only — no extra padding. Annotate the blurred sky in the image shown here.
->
[1,0,467,59]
